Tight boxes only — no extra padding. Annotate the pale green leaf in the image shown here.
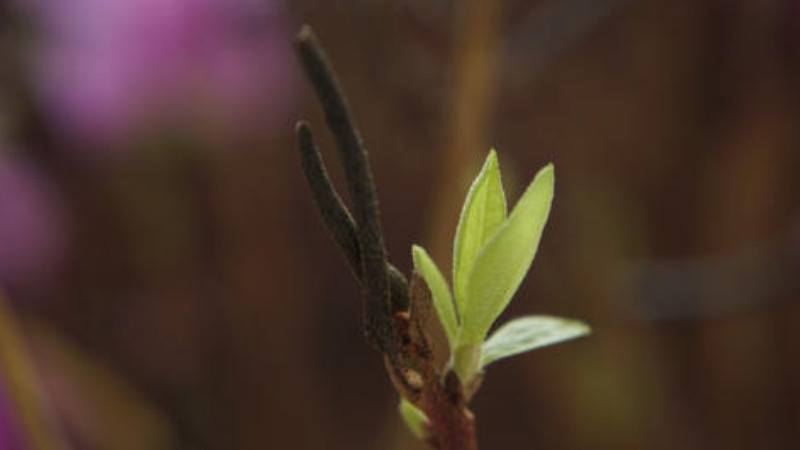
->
[452,150,507,311]
[459,164,555,344]
[412,245,458,346]
[481,315,590,367]
[452,343,482,387]
[398,398,430,440]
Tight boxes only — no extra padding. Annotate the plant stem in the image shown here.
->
[385,275,478,450]
[384,347,478,450]
[421,373,478,450]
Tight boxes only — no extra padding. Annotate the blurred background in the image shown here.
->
[0,0,798,448]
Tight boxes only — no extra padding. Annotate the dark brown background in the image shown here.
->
[2,0,799,449]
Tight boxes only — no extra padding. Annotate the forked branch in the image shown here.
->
[294,25,404,353]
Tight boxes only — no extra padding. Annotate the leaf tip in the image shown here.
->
[411,244,425,266]
[538,163,555,183]
[398,398,430,440]
[486,150,502,176]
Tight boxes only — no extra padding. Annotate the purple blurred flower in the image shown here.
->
[0,156,68,291]
[26,0,294,159]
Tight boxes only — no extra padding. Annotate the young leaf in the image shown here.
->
[481,315,590,367]
[452,150,507,310]
[398,398,430,440]
[452,343,482,387]
[459,164,555,344]
[412,245,458,346]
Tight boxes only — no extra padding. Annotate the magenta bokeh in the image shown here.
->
[27,0,295,159]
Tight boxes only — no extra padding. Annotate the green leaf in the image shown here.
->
[459,164,555,345]
[481,315,590,367]
[452,150,507,311]
[412,245,458,346]
[398,398,430,440]
[452,343,482,386]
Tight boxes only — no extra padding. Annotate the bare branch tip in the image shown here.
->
[294,24,316,49]
[295,120,311,136]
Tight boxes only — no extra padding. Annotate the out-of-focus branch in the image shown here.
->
[0,290,67,450]
[504,0,632,80]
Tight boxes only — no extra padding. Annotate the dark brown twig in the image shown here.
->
[295,122,409,312]
[296,122,362,273]
[293,25,399,353]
